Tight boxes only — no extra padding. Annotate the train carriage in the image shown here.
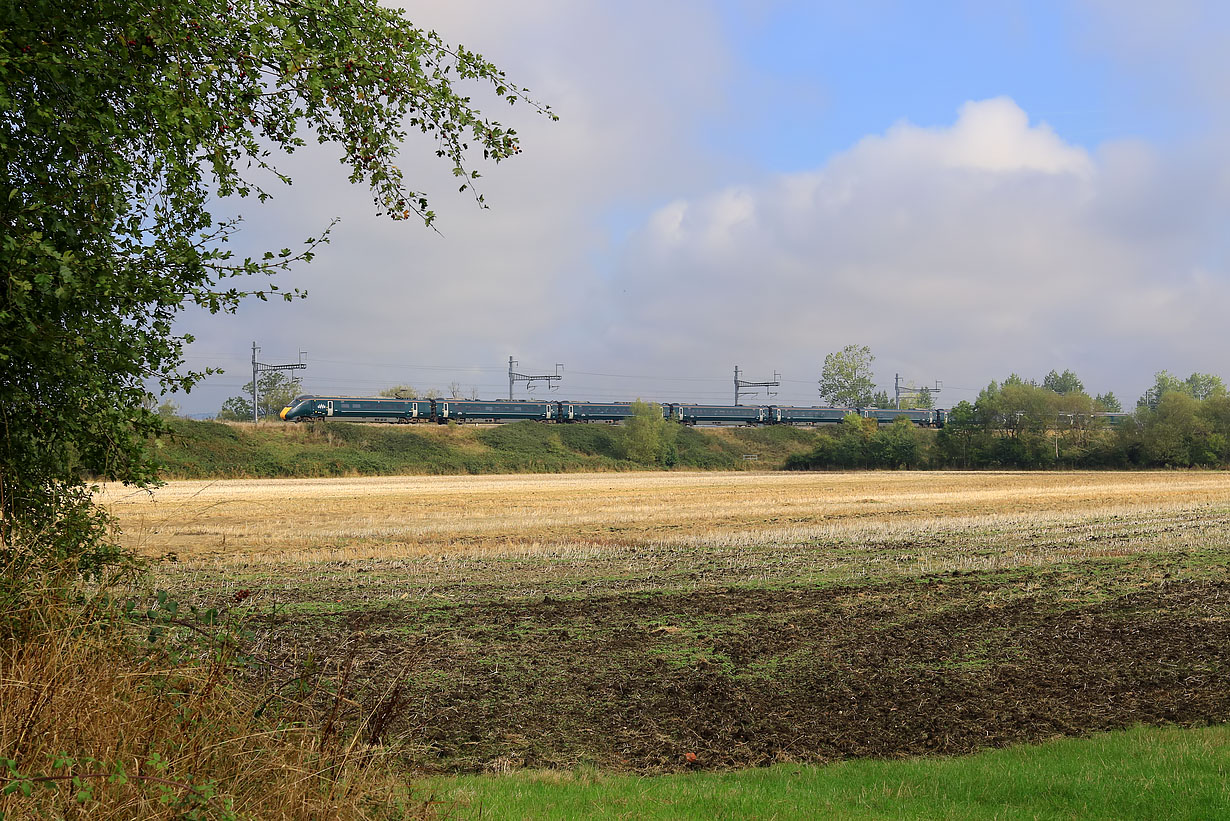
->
[435,399,556,423]
[558,402,650,423]
[669,404,767,425]
[770,406,855,425]
[860,408,938,426]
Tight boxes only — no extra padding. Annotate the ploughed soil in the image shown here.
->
[247,568,1230,774]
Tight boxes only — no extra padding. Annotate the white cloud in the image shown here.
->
[586,98,1230,403]
[867,97,1094,176]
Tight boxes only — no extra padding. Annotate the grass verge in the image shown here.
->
[153,419,830,478]
[427,724,1230,820]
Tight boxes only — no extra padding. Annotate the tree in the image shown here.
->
[1095,392,1122,412]
[936,400,980,467]
[869,417,919,468]
[380,385,419,399]
[913,386,934,409]
[1139,371,1226,407]
[819,345,876,407]
[1043,369,1084,395]
[217,372,302,421]
[218,395,254,422]
[2,1,550,572]
[870,390,892,409]
[1141,393,1206,466]
[832,412,872,467]
[1184,372,1226,400]
[622,400,676,466]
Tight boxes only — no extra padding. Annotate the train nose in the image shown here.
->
[279,406,290,420]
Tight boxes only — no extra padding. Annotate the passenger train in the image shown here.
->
[279,395,949,426]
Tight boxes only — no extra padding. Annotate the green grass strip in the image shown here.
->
[426,724,1229,820]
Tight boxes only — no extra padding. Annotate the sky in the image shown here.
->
[175,0,1230,415]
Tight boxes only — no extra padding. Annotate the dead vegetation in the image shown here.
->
[0,599,436,820]
[100,470,1230,566]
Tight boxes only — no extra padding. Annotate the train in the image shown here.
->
[278,395,949,426]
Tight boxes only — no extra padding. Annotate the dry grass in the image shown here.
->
[93,471,1230,608]
[0,608,428,820]
[99,470,1230,567]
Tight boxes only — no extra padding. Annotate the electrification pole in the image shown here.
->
[508,356,563,399]
[251,341,307,422]
[894,373,942,409]
[734,366,780,406]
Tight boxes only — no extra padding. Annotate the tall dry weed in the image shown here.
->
[0,561,434,819]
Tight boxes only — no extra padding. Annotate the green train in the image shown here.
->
[278,396,954,426]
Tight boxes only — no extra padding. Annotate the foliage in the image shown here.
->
[379,384,418,399]
[786,414,925,470]
[912,386,934,409]
[0,489,137,641]
[155,417,820,478]
[1042,368,1084,395]
[1128,392,1230,467]
[1,0,550,579]
[1139,370,1226,407]
[935,400,978,467]
[818,345,876,407]
[621,401,678,466]
[868,418,921,467]
[1095,391,1122,412]
[217,372,301,421]
[792,369,1230,470]
[936,372,1230,468]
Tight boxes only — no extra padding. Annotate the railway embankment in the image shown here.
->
[153,417,828,479]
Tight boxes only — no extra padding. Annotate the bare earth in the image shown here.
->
[100,471,1230,773]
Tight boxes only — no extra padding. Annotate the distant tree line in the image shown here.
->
[789,369,1230,470]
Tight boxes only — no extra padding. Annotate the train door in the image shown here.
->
[326,400,334,417]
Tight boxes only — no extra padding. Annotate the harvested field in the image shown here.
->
[100,471,1230,773]
[102,470,1230,563]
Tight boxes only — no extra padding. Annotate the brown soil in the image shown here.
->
[250,571,1230,774]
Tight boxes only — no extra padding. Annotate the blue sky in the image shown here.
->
[711,0,1222,164]
[176,1,1230,414]
[719,2,1107,156]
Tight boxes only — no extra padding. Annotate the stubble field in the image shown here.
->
[100,471,1230,774]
